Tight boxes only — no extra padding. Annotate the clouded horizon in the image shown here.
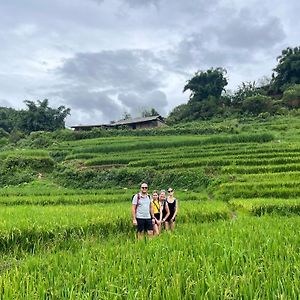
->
[0,0,299,126]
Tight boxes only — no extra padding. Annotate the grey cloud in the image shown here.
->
[58,50,163,92]
[218,11,286,49]
[54,49,169,122]
[0,99,12,108]
[118,90,168,115]
[58,87,123,124]
[121,0,159,8]
[167,8,286,72]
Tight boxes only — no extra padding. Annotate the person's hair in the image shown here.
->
[160,189,166,194]
[152,190,158,195]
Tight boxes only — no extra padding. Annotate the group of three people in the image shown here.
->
[132,183,178,239]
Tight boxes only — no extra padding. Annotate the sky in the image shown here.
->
[0,0,299,126]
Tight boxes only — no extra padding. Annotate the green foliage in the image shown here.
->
[282,84,300,108]
[0,100,70,136]
[0,107,20,133]
[141,107,160,117]
[231,81,261,108]
[17,131,55,148]
[2,155,54,172]
[53,164,212,190]
[242,95,274,115]
[8,129,25,144]
[271,46,300,93]
[183,68,228,102]
[19,99,70,133]
[0,128,9,138]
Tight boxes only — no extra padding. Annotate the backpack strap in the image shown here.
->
[137,193,141,206]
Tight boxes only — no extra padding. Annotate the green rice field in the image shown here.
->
[1,115,300,299]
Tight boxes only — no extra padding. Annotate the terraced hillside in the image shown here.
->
[1,115,300,298]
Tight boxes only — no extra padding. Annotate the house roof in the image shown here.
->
[71,115,164,129]
[111,115,164,126]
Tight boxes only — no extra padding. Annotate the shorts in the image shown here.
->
[136,218,153,232]
[154,213,161,223]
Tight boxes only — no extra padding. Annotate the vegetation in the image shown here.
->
[0,45,300,298]
[0,99,70,136]
[0,114,299,297]
[168,45,300,124]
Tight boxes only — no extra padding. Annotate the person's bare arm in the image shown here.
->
[132,204,137,225]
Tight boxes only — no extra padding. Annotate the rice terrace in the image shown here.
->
[0,115,300,298]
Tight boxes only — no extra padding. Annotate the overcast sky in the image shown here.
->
[0,0,299,126]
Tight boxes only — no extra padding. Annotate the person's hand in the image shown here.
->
[152,218,155,225]
[157,220,161,226]
[133,219,137,226]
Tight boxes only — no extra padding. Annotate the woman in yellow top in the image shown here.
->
[152,190,162,235]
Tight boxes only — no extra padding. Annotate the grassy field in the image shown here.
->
[1,115,300,298]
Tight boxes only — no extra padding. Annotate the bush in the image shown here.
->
[3,156,55,172]
[282,84,300,108]
[53,164,212,190]
[242,95,274,115]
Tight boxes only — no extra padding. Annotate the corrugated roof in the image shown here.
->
[71,115,164,128]
[111,115,163,125]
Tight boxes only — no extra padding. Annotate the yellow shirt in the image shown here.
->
[152,199,160,214]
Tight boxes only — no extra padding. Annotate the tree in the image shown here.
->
[166,104,190,125]
[19,99,70,133]
[0,107,20,133]
[122,111,132,120]
[141,108,160,118]
[183,68,228,103]
[231,81,260,108]
[271,46,300,93]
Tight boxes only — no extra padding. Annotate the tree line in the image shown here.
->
[167,46,300,124]
[0,99,70,139]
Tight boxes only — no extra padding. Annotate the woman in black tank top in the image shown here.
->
[165,187,178,231]
[159,190,170,232]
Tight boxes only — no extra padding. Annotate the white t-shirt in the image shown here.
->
[132,193,151,219]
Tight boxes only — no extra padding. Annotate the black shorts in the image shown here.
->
[136,218,153,232]
[154,213,160,223]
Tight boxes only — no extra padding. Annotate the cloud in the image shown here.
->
[0,0,298,126]
[118,90,168,115]
[217,10,286,50]
[166,7,286,74]
[121,0,160,8]
[53,49,170,123]
[58,50,164,92]
[58,87,123,124]
[0,99,12,108]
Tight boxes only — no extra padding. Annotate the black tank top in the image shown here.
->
[167,198,176,216]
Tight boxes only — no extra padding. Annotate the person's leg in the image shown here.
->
[158,222,162,234]
[170,220,175,231]
[136,218,145,240]
[153,223,159,236]
[164,221,170,231]
[137,231,144,240]
[146,219,154,238]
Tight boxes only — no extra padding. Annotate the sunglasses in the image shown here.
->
[168,190,173,193]
[141,186,148,189]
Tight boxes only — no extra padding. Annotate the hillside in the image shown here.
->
[1,115,300,298]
